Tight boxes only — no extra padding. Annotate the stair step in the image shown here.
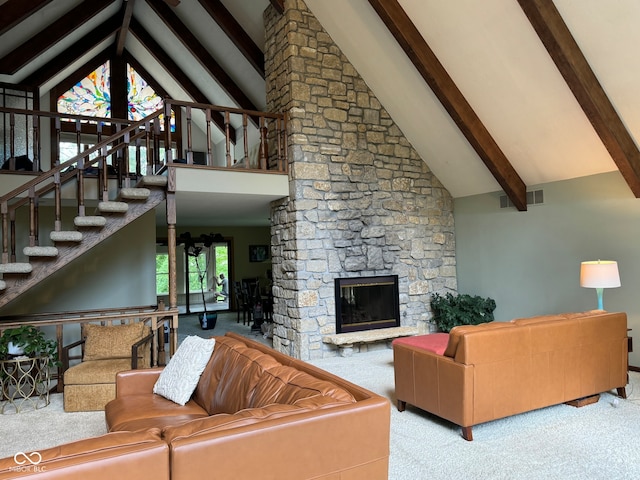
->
[0,263,33,274]
[24,246,58,257]
[98,201,128,213]
[0,280,5,291]
[51,231,83,242]
[74,216,107,227]
[142,175,168,187]
[120,187,150,200]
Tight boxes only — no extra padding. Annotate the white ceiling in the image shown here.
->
[1,0,636,225]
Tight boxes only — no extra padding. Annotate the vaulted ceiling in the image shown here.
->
[2,0,640,220]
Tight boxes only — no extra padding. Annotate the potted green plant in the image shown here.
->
[0,325,59,367]
[430,292,496,333]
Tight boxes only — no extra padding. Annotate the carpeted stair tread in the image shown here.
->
[0,262,33,273]
[141,175,168,187]
[119,188,150,200]
[98,201,128,213]
[23,246,59,257]
[51,231,83,242]
[74,216,107,227]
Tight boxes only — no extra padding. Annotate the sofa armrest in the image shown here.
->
[393,342,473,427]
[131,331,155,369]
[115,367,164,397]
[0,429,169,480]
[61,338,85,374]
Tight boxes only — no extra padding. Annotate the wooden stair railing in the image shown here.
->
[0,304,180,393]
[0,99,288,308]
[0,109,169,306]
[164,100,288,172]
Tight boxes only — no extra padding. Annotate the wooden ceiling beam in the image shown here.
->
[115,0,136,56]
[269,0,284,15]
[0,0,53,36]
[518,0,640,197]
[129,17,235,143]
[197,0,264,77]
[22,14,121,87]
[0,0,116,75]
[146,0,258,113]
[367,0,527,210]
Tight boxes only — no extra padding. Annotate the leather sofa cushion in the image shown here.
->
[162,404,309,443]
[443,322,514,358]
[106,394,208,432]
[249,365,356,408]
[392,333,449,355]
[212,346,281,414]
[192,336,251,412]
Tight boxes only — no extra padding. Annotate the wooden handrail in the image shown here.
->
[0,305,180,392]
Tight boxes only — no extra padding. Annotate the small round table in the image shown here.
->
[0,355,50,414]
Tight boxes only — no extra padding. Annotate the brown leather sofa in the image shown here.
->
[393,310,628,441]
[0,333,390,479]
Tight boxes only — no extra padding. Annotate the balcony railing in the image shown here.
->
[0,101,288,262]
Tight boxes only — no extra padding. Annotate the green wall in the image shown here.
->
[455,171,639,368]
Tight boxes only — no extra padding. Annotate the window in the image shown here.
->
[156,253,169,295]
[57,61,175,129]
[57,62,110,118]
[187,248,209,293]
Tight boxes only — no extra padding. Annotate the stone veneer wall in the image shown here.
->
[264,0,456,360]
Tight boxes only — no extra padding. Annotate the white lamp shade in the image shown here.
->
[580,260,621,288]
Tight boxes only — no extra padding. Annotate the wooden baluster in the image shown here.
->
[54,170,62,231]
[54,117,62,167]
[29,187,36,247]
[9,210,16,263]
[101,147,109,202]
[164,101,173,164]
[259,116,267,170]
[281,114,288,171]
[225,111,231,166]
[135,134,142,177]
[277,116,284,171]
[1,202,8,263]
[8,112,15,169]
[96,120,103,147]
[75,119,81,159]
[186,106,192,164]
[242,113,249,167]
[77,156,85,217]
[144,119,153,173]
[206,109,213,166]
[33,113,40,172]
[123,130,131,188]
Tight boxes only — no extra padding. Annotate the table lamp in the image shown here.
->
[579,260,621,310]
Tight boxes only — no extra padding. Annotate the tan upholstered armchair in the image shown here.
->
[62,321,153,412]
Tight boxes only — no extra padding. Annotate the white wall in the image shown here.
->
[455,171,640,367]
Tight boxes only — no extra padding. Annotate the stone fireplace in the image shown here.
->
[265,0,456,360]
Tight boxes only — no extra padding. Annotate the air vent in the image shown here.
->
[500,189,544,209]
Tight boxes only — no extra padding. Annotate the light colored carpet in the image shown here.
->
[2,319,639,479]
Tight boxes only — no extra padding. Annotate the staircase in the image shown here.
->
[0,109,170,309]
[0,176,167,307]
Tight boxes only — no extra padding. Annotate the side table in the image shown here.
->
[0,355,50,414]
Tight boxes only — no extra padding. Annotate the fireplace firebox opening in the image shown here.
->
[334,275,401,333]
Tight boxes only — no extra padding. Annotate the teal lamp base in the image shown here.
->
[595,287,604,310]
